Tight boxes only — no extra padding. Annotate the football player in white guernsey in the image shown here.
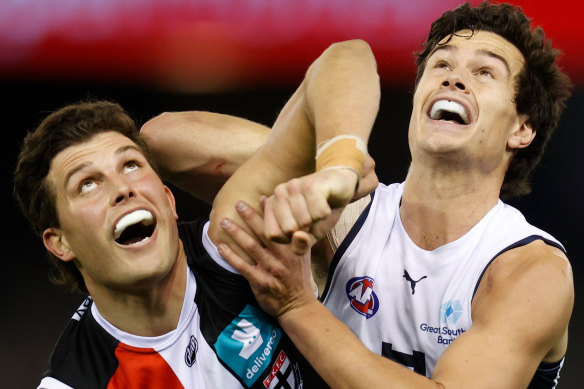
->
[206,2,575,389]
[13,39,380,389]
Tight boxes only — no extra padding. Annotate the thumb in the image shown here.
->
[291,230,314,255]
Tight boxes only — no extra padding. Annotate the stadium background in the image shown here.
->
[2,1,582,387]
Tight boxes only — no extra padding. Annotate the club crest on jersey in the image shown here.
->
[346,276,379,319]
[185,335,198,367]
[263,350,303,389]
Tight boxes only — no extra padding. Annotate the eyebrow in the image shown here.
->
[431,44,511,75]
[63,144,143,189]
[476,48,511,75]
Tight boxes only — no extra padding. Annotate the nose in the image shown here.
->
[441,73,467,92]
[112,177,136,205]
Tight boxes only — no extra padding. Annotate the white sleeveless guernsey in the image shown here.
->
[321,182,565,379]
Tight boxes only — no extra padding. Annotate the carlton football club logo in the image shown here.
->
[346,276,379,319]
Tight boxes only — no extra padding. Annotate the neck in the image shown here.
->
[401,163,503,250]
[90,244,188,337]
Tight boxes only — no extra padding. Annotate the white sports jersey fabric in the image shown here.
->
[95,269,242,388]
[322,182,564,378]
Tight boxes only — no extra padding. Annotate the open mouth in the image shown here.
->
[114,210,156,245]
[429,100,470,125]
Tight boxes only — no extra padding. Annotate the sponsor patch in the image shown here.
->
[346,276,379,319]
[440,300,463,325]
[215,305,283,386]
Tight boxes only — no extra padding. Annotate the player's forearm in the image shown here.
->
[303,39,380,146]
[141,111,269,203]
[279,300,442,389]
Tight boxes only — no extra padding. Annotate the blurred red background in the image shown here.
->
[1,0,582,91]
[2,1,582,388]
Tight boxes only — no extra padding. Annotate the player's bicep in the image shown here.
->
[431,243,573,388]
[141,111,270,195]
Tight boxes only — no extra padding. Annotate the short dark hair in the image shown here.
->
[415,1,572,199]
[13,100,153,293]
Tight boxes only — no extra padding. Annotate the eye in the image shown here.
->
[123,160,140,174]
[476,67,495,79]
[433,60,451,70]
[80,179,98,194]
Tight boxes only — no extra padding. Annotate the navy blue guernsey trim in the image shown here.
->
[527,359,564,389]
[319,191,375,301]
[472,234,566,301]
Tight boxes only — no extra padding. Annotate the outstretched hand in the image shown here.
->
[217,201,317,318]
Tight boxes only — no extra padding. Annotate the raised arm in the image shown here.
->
[141,111,270,204]
[208,39,380,262]
[141,39,380,259]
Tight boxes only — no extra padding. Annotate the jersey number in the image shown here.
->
[381,342,426,376]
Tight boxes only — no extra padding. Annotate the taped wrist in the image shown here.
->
[315,135,367,184]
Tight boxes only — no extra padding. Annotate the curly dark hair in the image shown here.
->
[415,1,572,199]
[13,100,154,293]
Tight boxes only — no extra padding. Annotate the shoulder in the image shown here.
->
[473,240,573,354]
[476,240,572,299]
[42,299,119,388]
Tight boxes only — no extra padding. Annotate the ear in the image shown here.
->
[508,119,535,150]
[43,228,75,262]
[164,185,179,220]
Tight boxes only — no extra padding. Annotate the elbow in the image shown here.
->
[139,112,183,176]
[140,112,175,144]
[140,111,187,159]
[325,39,376,67]
[328,39,373,56]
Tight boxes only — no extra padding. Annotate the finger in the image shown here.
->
[235,201,270,247]
[304,185,332,221]
[270,184,303,234]
[284,178,314,229]
[263,195,293,244]
[309,207,344,241]
[259,195,268,212]
[217,241,261,282]
[220,218,271,267]
[291,230,315,255]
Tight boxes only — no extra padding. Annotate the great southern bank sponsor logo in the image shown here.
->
[215,305,282,386]
[440,300,463,325]
[346,276,379,319]
[419,300,466,345]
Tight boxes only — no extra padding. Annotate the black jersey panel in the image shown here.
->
[43,298,120,389]
[179,220,329,388]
